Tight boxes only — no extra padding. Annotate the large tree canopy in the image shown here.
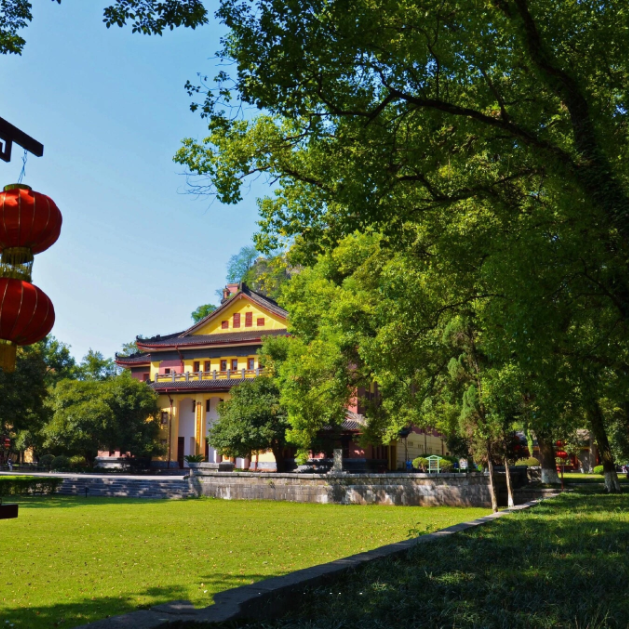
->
[45,371,162,462]
[176,0,629,492]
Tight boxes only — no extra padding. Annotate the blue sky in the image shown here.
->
[1,0,266,361]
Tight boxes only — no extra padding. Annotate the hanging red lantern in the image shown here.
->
[556,450,568,459]
[0,278,55,371]
[0,184,62,280]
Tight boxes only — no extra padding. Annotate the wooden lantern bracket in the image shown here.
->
[0,116,44,163]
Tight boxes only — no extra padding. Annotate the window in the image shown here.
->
[221,320,228,329]
[204,361,210,372]
[193,361,200,372]
[231,359,238,371]
[206,399,211,412]
[192,400,196,412]
[142,373,149,381]
[220,360,227,371]
[161,412,169,425]
[257,317,265,326]
[245,312,253,327]
[248,357,255,370]
[233,313,241,328]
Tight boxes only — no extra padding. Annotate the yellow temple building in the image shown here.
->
[114,283,288,469]
[112,282,450,471]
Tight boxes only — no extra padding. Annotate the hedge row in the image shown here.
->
[0,476,63,496]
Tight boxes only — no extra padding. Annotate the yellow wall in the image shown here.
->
[154,392,230,462]
[192,295,287,335]
[395,432,449,468]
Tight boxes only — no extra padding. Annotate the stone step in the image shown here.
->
[56,477,195,499]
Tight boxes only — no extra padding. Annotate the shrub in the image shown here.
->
[412,456,429,471]
[69,455,90,471]
[0,476,63,498]
[51,455,71,471]
[515,457,540,467]
[184,454,206,464]
[440,460,453,472]
[39,454,55,470]
[593,465,604,475]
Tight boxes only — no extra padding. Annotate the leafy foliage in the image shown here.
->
[77,349,117,381]
[1,0,207,55]
[0,475,62,497]
[45,372,162,461]
[191,303,216,323]
[176,0,629,493]
[208,376,290,471]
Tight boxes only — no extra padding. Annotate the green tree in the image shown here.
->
[45,372,162,462]
[175,0,629,492]
[78,349,117,381]
[118,340,140,357]
[0,346,49,457]
[191,303,217,323]
[1,0,207,55]
[208,376,290,472]
[226,246,258,283]
[30,335,78,384]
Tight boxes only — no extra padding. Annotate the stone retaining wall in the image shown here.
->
[58,476,194,499]
[190,470,513,508]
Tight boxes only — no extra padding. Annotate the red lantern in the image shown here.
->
[556,450,568,459]
[0,184,62,280]
[555,440,564,447]
[0,278,55,371]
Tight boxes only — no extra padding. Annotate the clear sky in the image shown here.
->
[1,0,265,361]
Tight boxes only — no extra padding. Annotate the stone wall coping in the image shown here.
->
[74,494,559,629]
[191,471,487,480]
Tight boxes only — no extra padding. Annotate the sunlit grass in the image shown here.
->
[0,496,490,628]
[205,489,629,629]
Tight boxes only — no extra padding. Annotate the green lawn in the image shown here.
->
[195,487,629,629]
[0,496,490,629]
[563,472,629,483]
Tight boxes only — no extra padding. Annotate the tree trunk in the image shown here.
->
[587,401,621,493]
[486,446,498,513]
[503,457,515,508]
[537,433,560,484]
[272,445,286,473]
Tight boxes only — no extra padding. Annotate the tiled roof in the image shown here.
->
[136,283,289,350]
[114,352,151,366]
[239,285,287,319]
[150,378,247,393]
[183,283,287,335]
[320,411,367,433]
[137,328,288,349]
[342,411,367,432]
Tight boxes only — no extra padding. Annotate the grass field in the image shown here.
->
[564,472,629,483]
[198,487,629,629]
[0,496,490,628]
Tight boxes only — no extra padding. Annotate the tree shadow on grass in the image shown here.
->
[1,572,284,629]
[1,584,188,629]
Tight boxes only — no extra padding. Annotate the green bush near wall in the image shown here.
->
[0,476,63,498]
[593,465,604,475]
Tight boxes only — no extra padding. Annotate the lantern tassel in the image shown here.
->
[0,342,17,373]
